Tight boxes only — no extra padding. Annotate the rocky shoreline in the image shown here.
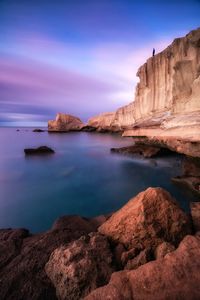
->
[1,187,199,300]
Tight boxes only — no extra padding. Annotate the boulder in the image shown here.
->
[0,216,97,300]
[45,233,114,300]
[99,187,192,250]
[85,235,200,300]
[24,146,54,155]
[48,113,84,132]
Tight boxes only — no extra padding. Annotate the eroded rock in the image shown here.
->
[48,113,84,132]
[85,235,200,300]
[24,146,54,155]
[99,187,192,250]
[45,233,114,300]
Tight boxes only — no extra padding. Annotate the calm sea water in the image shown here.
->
[0,128,195,233]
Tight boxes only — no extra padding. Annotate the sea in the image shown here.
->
[0,128,197,233]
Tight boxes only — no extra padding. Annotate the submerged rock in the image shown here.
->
[111,144,161,158]
[48,113,84,132]
[24,146,55,155]
[33,128,45,132]
[99,187,192,250]
[85,235,200,300]
[45,233,114,300]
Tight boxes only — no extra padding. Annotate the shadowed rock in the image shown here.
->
[85,235,200,300]
[24,146,55,155]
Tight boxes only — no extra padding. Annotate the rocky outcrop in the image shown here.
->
[111,144,163,158]
[99,187,191,250]
[48,113,84,132]
[121,28,200,137]
[85,234,200,300]
[172,157,200,194]
[45,233,114,300]
[87,112,117,132]
[24,146,55,155]
[0,216,98,300]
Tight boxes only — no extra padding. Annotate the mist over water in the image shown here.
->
[0,128,195,233]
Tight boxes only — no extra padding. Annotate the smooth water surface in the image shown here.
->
[0,128,195,232]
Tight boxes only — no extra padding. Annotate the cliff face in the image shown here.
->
[48,113,84,132]
[88,28,200,138]
[119,28,200,139]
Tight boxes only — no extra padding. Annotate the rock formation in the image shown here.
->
[48,113,84,132]
[24,146,55,155]
[45,233,114,300]
[99,187,191,250]
[87,112,116,132]
[85,234,200,300]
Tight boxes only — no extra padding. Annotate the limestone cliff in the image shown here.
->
[119,28,200,139]
[48,113,84,132]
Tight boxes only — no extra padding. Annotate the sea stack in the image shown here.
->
[48,113,84,132]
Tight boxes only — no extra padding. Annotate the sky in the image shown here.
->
[0,0,200,126]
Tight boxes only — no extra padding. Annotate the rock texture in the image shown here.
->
[172,157,200,194]
[190,202,200,232]
[45,233,114,300]
[48,113,84,132]
[99,187,191,250]
[87,112,117,132]
[0,216,98,300]
[85,235,200,300]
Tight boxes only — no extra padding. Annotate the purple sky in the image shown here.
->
[0,0,200,126]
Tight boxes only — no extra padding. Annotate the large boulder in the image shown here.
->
[85,235,200,300]
[48,113,84,132]
[0,216,97,300]
[99,187,192,250]
[45,233,114,300]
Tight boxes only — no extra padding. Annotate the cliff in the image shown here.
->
[120,28,200,139]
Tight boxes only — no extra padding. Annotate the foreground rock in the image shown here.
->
[24,146,54,155]
[85,235,200,300]
[48,113,84,132]
[0,216,98,300]
[45,233,114,300]
[99,187,192,250]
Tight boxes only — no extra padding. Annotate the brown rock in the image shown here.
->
[124,248,152,270]
[155,241,175,259]
[45,233,114,300]
[48,113,84,132]
[24,146,54,155]
[99,187,191,250]
[190,202,200,232]
[111,144,161,158]
[85,235,200,300]
[0,216,97,300]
